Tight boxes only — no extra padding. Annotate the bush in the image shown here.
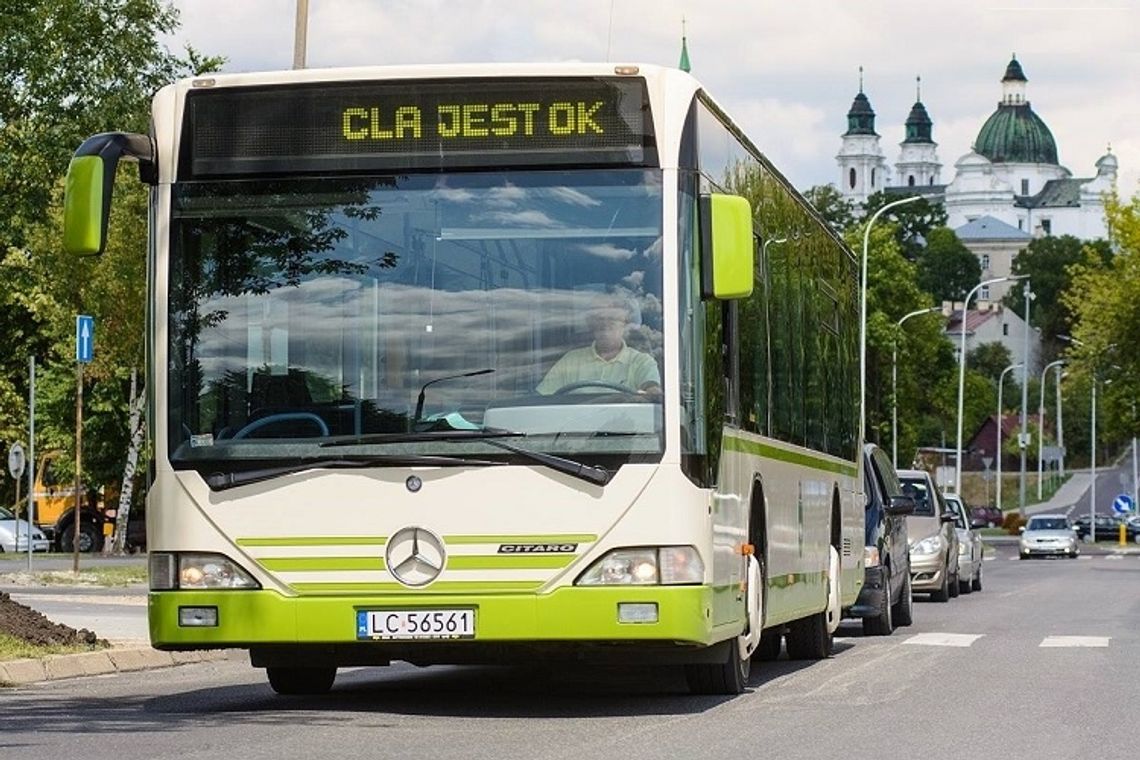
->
[1003,513,1026,535]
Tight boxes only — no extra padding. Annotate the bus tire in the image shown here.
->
[784,611,832,660]
[752,629,782,662]
[267,666,337,695]
[685,641,750,695]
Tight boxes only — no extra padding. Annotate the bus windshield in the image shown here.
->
[168,168,664,470]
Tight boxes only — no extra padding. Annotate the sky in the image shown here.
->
[166,0,1139,198]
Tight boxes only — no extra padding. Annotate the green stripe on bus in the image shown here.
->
[259,557,385,572]
[290,581,544,595]
[447,555,576,570]
[442,534,597,545]
[236,536,388,547]
[722,436,857,477]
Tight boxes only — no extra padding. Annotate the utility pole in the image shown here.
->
[1018,280,1033,516]
[293,0,309,69]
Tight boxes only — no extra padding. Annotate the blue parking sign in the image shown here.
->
[76,315,94,363]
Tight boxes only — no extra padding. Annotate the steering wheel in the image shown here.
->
[232,412,330,439]
[553,380,638,395]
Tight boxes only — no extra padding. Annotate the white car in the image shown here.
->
[1019,514,1080,559]
[0,505,50,553]
[943,493,984,593]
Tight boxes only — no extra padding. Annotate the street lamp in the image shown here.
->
[954,274,1029,495]
[860,194,924,446]
[996,362,1023,513]
[892,306,941,468]
[1037,359,1066,499]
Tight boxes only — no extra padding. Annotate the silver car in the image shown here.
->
[1019,514,1080,559]
[943,493,984,593]
[0,505,50,553]
[897,469,961,602]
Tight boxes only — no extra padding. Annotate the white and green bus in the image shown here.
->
[63,63,862,695]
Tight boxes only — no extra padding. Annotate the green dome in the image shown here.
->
[974,103,1058,164]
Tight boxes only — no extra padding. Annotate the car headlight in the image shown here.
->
[911,536,943,555]
[149,552,260,591]
[577,546,704,586]
[958,541,971,555]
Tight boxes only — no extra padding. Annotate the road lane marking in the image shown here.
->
[903,633,983,647]
[1040,636,1110,648]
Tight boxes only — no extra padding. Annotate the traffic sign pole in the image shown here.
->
[73,315,93,574]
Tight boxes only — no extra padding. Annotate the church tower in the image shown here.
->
[895,77,942,188]
[836,68,888,205]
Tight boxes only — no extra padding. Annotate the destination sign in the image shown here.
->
[180,77,656,178]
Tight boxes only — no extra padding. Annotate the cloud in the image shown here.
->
[168,0,1139,196]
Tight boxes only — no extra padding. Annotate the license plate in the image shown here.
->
[356,609,475,640]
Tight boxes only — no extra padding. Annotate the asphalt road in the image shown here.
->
[2,541,1138,760]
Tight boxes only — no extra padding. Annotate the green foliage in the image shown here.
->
[0,2,222,505]
[802,184,856,233]
[968,342,1013,384]
[916,227,982,303]
[860,191,948,260]
[1005,234,1113,358]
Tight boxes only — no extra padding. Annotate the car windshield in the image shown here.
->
[898,477,936,517]
[1028,517,1069,531]
[0,506,13,520]
[168,169,665,471]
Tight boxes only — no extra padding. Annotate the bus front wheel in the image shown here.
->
[685,640,750,695]
[267,666,337,695]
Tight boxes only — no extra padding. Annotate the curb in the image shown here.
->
[0,646,242,687]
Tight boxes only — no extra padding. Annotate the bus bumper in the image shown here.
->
[150,586,728,660]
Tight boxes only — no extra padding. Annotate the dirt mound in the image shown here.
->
[0,592,108,648]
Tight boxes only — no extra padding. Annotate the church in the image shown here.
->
[835,56,1117,303]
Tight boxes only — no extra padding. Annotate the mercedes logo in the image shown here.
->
[385,527,446,587]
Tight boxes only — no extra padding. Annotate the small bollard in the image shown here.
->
[1120,523,1127,547]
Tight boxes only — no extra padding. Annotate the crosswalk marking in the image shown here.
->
[1040,636,1110,648]
[903,633,983,647]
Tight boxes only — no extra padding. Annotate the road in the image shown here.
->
[2,542,1138,760]
[1066,443,1139,521]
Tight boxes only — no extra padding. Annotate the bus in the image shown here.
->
[62,63,863,695]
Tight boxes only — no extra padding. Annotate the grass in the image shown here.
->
[0,565,147,587]
[0,633,96,663]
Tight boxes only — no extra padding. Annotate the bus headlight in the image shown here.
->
[576,546,703,586]
[149,552,260,590]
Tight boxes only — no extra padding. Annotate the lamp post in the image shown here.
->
[293,0,309,69]
[1037,359,1066,499]
[860,195,923,448]
[892,306,941,468]
[954,274,1028,495]
[997,362,1023,513]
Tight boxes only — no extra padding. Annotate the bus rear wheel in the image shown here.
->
[267,666,337,695]
[685,641,750,695]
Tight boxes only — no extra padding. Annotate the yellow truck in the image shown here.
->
[31,452,109,552]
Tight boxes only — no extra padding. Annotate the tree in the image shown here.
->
[916,227,982,303]
[1064,192,1140,447]
[1004,234,1113,357]
[803,184,856,233]
[0,1,222,507]
[860,190,948,260]
[966,342,1013,384]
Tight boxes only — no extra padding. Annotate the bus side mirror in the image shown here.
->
[63,132,155,255]
[699,193,754,300]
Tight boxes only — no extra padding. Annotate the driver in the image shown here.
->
[537,293,661,395]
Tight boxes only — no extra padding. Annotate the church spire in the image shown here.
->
[678,18,691,72]
[844,67,877,136]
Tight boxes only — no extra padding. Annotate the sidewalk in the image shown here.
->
[1025,471,1091,515]
[0,577,239,687]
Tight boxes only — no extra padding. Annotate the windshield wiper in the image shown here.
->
[203,454,501,491]
[321,429,611,486]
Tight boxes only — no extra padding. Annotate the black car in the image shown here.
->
[848,443,915,635]
[1072,515,1140,542]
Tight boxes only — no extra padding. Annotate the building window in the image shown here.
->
[929,177,935,185]
[849,168,856,189]
[979,285,990,300]
[1021,179,1029,195]
[1041,219,1052,235]
[871,168,876,187]
[981,254,990,270]
[1018,218,1024,230]
[908,175,915,186]
[1003,323,1009,336]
